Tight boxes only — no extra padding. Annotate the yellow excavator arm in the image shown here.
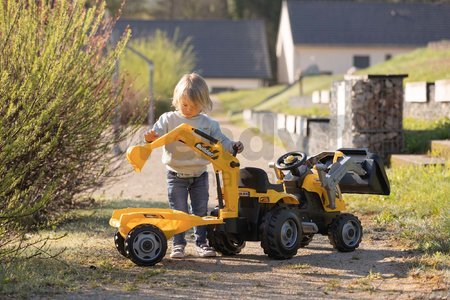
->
[126,123,240,218]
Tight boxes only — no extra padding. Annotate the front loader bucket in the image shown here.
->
[316,148,390,195]
[126,144,152,172]
[337,148,390,195]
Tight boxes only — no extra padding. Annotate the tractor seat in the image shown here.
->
[238,167,284,193]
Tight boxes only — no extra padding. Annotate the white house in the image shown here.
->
[277,0,450,84]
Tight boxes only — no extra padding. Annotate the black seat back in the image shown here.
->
[239,167,284,193]
[239,167,269,193]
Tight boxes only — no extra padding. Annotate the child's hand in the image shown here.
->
[144,130,159,143]
[232,141,244,153]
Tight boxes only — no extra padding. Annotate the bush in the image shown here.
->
[119,82,173,124]
[119,29,196,123]
[0,1,130,257]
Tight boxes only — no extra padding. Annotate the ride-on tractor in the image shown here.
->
[110,123,390,266]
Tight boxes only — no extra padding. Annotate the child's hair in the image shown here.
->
[172,73,213,112]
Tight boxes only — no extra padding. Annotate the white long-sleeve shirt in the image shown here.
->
[151,111,234,176]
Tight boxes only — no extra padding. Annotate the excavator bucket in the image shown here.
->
[126,144,153,172]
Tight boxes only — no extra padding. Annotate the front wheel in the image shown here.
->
[299,234,314,248]
[260,207,302,259]
[124,224,167,266]
[328,214,363,252]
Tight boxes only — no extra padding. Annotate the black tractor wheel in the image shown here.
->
[299,234,314,248]
[328,213,363,252]
[260,207,302,259]
[114,231,128,258]
[207,227,245,255]
[124,224,167,266]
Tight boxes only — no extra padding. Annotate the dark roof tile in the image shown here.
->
[287,1,450,46]
[114,20,272,79]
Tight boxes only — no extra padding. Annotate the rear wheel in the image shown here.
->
[299,234,314,248]
[124,224,167,266]
[260,206,302,259]
[207,227,245,255]
[114,231,128,257]
[328,214,362,252]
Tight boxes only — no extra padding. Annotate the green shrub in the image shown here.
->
[119,29,196,122]
[0,0,130,256]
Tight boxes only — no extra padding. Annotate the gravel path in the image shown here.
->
[89,112,448,299]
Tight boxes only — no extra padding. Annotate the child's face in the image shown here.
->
[179,97,202,119]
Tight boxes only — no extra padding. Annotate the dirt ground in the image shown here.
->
[87,116,448,300]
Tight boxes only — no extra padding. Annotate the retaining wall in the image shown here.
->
[245,76,449,160]
[403,80,450,119]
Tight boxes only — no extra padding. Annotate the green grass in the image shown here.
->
[0,198,169,297]
[213,84,286,112]
[357,47,450,82]
[403,117,450,153]
[254,75,341,115]
[346,165,450,253]
[214,75,341,116]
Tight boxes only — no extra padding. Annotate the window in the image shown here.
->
[353,55,370,69]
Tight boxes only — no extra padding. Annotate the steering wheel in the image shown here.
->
[275,151,307,172]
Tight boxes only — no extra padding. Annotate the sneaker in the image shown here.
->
[196,244,216,257]
[170,245,185,259]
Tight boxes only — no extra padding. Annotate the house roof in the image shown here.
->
[287,0,450,46]
[114,20,272,79]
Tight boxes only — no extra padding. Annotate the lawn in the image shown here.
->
[356,47,450,82]
[214,74,341,116]
[346,164,450,254]
[213,84,286,112]
[403,117,450,153]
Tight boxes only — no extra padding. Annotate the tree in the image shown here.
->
[152,0,229,19]
[104,0,229,20]
[122,30,195,100]
[105,0,156,19]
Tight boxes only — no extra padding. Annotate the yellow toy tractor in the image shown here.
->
[110,123,390,266]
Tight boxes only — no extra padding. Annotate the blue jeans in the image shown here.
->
[167,171,209,247]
